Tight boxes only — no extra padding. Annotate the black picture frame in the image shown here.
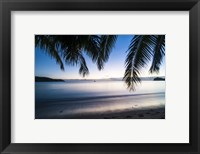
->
[0,0,199,153]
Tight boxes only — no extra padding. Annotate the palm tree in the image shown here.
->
[35,35,165,90]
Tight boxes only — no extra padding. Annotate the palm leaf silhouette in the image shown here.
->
[35,35,64,70]
[123,35,165,90]
[149,35,165,73]
[35,35,117,77]
[97,35,117,69]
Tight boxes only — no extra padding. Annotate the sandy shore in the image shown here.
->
[36,93,165,119]
[74,107,165,119]
[36,106,165,119]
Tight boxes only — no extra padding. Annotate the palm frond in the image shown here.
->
[60,36,82,66]
[97,35,117,70]
[78,54,89,77]
[149,35,165,73]
[35,35,64,70]
[49,35,90,76]
[83,35,100,62]
[123,35,156,90]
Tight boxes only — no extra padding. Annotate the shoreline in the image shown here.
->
[36,106,165,119]
[79,107,165,119]
[35,93,165,119]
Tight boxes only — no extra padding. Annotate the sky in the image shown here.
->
[35,35,165,79]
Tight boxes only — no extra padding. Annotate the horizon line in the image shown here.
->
[35,76,165,80]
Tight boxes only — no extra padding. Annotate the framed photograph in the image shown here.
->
[0,0,199,153]
[35,34,166,120]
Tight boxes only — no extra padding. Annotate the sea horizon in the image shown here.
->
[35,75,166,81]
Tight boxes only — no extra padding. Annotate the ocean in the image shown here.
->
[35,80,165,119]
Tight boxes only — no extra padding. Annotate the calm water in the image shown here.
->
[35,80,165,118]
[36,80,165,103]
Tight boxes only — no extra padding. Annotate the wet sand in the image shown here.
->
[35,93,165,119]
[81,107,165,119]
[51,107,165,119]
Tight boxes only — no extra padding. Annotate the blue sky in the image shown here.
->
[35,35,165,79]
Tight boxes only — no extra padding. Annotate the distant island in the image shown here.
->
[35,76,65,82]
[154,77,165,81]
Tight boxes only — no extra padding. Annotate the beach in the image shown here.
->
[35,90,165,119]
[36,106,165,119]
